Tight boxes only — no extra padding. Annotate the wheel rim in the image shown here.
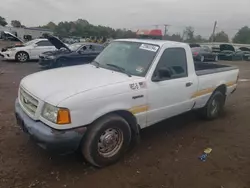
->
[211,98,219,116]
[98,128,123,158]
[17,53,27,62]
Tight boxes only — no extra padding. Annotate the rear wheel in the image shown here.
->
[198,90,225,120]
[16,52,29,62]
[82,114,132,167]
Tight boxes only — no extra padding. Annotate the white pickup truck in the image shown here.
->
[15,39,239,167]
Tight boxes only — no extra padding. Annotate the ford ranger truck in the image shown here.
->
[15,39,239,167]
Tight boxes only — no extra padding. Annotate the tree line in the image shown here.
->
[1,15,250,44]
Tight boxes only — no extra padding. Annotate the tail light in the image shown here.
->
[193,52,199,56]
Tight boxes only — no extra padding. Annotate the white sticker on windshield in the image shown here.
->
[139,44,159,52]
[136,66,144,73]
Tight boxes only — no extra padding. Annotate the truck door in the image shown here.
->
[146,47,197,126]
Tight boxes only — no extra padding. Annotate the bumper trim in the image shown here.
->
[15,99,86,153]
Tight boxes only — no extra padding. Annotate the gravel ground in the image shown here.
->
[1,58,250,188]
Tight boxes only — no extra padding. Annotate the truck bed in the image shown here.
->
[194,62,238,76]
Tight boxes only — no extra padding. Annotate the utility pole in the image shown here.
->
[211,21,217,42]
[163,24,170,36]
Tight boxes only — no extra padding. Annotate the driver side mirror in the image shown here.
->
[152,68,172,82]
[33,43,38,47]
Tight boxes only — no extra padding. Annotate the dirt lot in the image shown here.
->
[1,57,250,188]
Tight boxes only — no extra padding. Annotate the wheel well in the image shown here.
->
[215,84,227,96]
[113,110,141,145]
[15,51,29,59]
[92,110,141,145]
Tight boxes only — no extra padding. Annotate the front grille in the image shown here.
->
[19,88,38,115]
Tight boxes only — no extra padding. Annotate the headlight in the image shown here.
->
[8,48,16,51]
[42,103,71,124]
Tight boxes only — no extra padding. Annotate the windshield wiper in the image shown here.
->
[106,63,131,77]
[91,60,100,68]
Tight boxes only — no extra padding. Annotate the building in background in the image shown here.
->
[0,26,53,40]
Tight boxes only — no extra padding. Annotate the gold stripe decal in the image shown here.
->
[226,81,236,87]
[191,88,214,98]
[191,81,237,99]
[129,105,148,114]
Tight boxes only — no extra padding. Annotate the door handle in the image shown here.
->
[186,82,193,87]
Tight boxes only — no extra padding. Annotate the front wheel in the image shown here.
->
[54,58,67,68]
[82,114,132,167]
[16,52,29,62]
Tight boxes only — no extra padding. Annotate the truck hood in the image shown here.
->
[21,64,140,105]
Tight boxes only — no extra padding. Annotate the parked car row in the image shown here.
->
[190,45,250,62]
[218,50,250,61]
[0,36,104,69]
[191,47,218,62]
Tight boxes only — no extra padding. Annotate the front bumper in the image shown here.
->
[39,57,56,68]
[15,99,86,154]
[1,51,15,60]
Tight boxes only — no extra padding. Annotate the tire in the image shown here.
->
[200,55,205,62]
[199,90,225,120]
[15,52,29,62]
[54,58,66,68]
[82,114,132,167]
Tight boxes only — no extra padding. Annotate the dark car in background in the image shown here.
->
[39,36,104,69]
[218,50,250,61]
[218,50,235,61]
[233,51,250,61]
[192,46,218,62]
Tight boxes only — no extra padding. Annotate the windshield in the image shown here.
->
[69,43,82,51]
[94,41,159,77]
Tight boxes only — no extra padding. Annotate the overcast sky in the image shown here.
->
[1,0,250,38]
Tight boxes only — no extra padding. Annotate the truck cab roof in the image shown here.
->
[114,38,188,48]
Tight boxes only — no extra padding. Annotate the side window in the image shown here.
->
[79,45,87,53]
[36,41,53,46]
[154,48,188,80]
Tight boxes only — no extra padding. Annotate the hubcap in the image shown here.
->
[211,99,219,115]
[98,128,123,158]
[18,53,27,62]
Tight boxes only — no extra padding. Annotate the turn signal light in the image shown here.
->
[57,109,71,124]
